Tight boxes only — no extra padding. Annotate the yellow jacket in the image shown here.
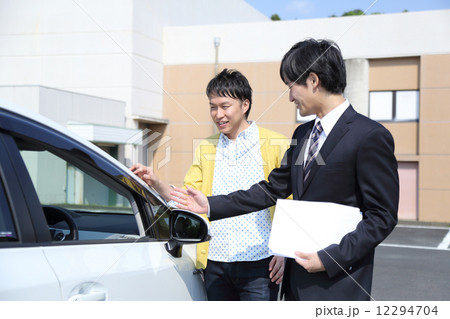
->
[182,126,291,269]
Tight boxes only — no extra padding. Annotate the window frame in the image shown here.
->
[0,132,45,245]
[0,175,18,242]
[369,89,419,122]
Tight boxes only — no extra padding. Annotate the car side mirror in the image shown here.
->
[165,210,210,258]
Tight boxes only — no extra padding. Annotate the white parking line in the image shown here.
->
[379,243,449,251]
[437,229,450,249]
[396,224,450,230]
[382,224,450,251]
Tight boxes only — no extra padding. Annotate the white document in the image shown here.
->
[268,199,362,258]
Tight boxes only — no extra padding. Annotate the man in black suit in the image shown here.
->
[172,39,399,301]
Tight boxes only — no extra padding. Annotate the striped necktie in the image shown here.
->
[303,121,323,182]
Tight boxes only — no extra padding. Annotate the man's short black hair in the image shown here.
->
[280,39,347,94]
[206,68,252,119]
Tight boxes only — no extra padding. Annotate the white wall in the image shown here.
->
[0,0,136,116]
[0,86,126,127]
[0,0,267,127]
[158,0,268,26]
[163,10,450,65]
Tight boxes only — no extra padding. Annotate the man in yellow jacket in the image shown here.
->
[131,69,291,300]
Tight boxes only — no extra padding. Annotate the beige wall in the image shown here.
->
[382,122,418,157]
[418,54,450,223]
[369,57,420,91]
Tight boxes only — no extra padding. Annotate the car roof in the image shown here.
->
[0,98,162,200]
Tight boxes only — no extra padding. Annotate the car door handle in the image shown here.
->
[68,291,106,301]
[68,282,107,301]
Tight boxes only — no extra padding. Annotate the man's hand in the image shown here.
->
[130,163,175,201]
[294,251,325,273]
[269,256,285,284]
[170,187,208,214]
[130,163,158,187]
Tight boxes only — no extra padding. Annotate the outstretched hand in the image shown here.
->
[170,187,208,214]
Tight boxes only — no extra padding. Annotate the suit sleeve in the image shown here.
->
[208,143,294,221]
[318,126,399,278]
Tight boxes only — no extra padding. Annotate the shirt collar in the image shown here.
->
[220,121,257,144]
[315,99,349,137]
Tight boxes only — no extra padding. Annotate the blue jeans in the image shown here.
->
[204,257,279,301]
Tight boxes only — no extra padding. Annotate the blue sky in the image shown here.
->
[244,0,450,20]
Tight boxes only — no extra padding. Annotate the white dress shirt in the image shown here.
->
[304,99,350,163]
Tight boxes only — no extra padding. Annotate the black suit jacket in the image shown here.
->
[208,106,399,300]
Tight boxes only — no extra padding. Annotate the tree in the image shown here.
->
[331,9,399,18]
[270,14,281,21]
[342,9,365,16]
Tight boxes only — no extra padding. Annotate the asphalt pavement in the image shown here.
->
[371,223,450,301]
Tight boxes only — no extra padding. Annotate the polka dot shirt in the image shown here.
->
[208,122,272,262]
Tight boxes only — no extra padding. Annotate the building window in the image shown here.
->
[369,90,419,121]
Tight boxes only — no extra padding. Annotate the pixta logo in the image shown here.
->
[126,128,172,169]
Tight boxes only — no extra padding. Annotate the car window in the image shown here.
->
[16,137,141,242]
[151,203,170,240]
[0,178,18,242]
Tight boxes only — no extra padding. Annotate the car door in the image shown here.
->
[0,108,206,301]
[0,132,61,300]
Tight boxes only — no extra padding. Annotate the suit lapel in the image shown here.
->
[302,106,357,193]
